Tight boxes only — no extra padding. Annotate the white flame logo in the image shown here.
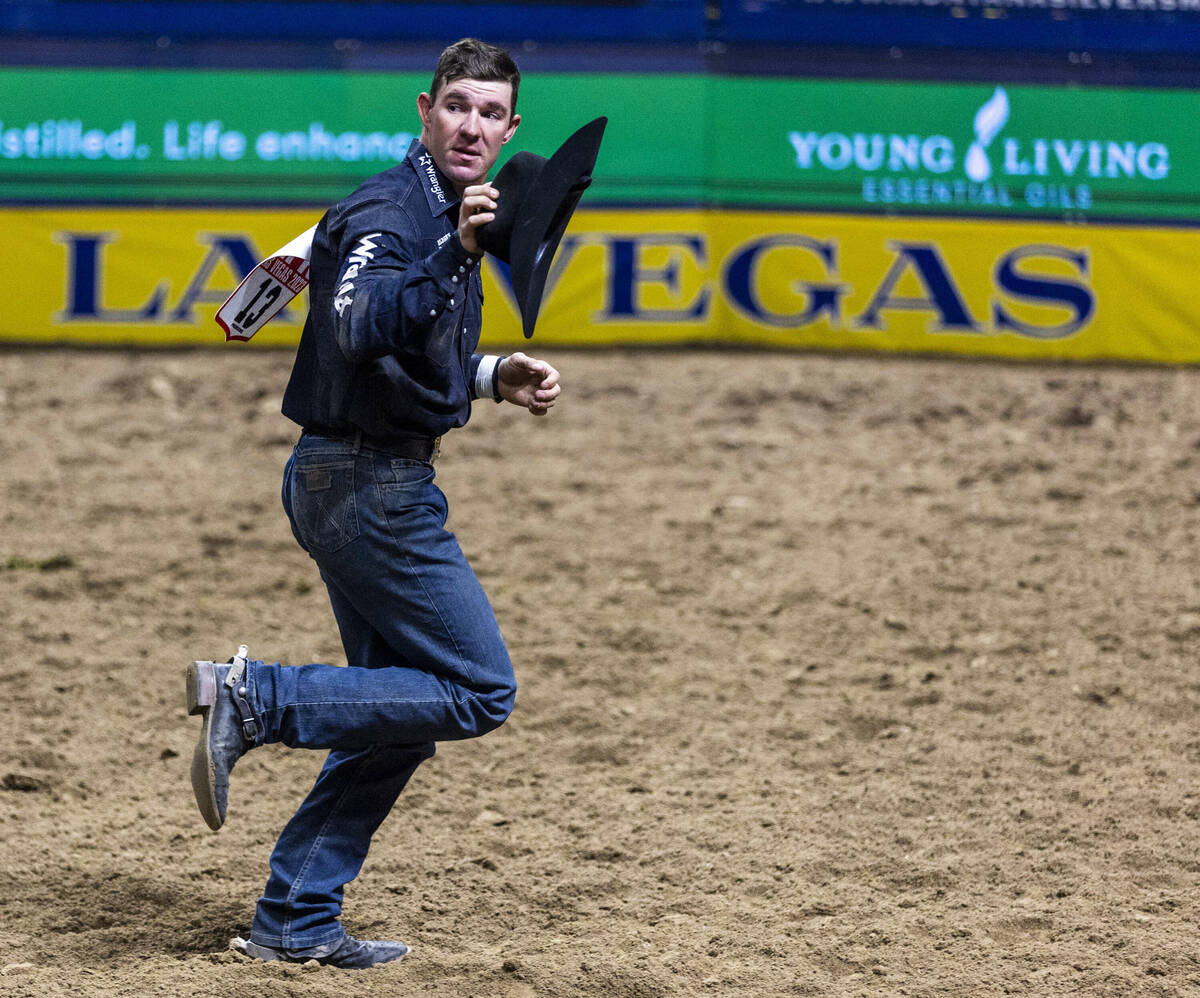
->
[965,87,1009,183]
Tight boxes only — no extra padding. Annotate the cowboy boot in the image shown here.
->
[185,644,260,831]
[237,934,410,969]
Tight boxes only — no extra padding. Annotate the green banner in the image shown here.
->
[0,68,705,204]
[1,68,1197,221]
[707,78,1200,221]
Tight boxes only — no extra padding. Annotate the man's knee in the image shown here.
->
[464,680,516,738]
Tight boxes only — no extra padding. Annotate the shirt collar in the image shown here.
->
[407,139,459,218]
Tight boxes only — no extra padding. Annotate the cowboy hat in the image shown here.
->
[477,116,607,339]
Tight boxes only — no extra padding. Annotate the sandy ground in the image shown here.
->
[1,346,1199,998]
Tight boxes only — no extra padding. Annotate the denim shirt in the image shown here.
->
[282,139,488,441]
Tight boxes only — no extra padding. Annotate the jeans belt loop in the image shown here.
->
[351,427,362,454]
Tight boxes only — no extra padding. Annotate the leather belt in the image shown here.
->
[303,427,440,463]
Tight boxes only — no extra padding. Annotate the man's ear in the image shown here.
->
[417,92,432,127]
[502,113,521,144]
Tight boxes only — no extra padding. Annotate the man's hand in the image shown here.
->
[497,352,561,415]
[458,184,498,255]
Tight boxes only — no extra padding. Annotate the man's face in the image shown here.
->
[417,78,520,194]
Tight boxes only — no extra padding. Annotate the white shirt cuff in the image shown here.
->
[474,354,502,402]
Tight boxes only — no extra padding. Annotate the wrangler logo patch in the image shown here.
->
[333,232,382,318]
[303,469,333,491]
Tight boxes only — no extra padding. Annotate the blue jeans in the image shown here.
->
[242,432,516,949]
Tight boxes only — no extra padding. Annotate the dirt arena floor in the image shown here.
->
[1,346,1199,997]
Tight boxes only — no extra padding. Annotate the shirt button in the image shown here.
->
[449,299,456,307]
[428,309,437,317]
[458,265,466,274]
[451,275,459,284]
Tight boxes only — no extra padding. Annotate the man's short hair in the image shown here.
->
[430,38,521,114]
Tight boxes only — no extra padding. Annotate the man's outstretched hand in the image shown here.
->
[497,352,561,415]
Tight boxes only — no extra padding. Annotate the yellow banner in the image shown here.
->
[5,205,1200,362]
[3,207,316,348]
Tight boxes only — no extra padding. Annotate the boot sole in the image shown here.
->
[185,661,224,831]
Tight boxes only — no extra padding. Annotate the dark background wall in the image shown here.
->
[2,0,1198,85]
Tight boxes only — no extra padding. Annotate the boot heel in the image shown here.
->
[186,661,217,716]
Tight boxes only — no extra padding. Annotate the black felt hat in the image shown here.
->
[477,116,607,339]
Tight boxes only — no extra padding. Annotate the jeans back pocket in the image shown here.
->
[291,459,360,553]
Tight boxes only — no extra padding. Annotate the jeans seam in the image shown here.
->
[371,467,478,687]
[260,696,470,718]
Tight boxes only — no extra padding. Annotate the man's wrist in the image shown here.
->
[474,354,506,403]
[492,355,507,402]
